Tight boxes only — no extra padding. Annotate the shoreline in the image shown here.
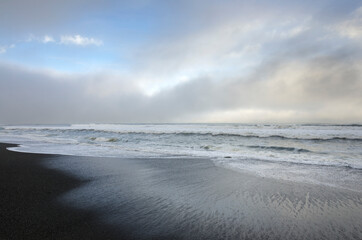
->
[0,143,120,239]
[1,142,362,239]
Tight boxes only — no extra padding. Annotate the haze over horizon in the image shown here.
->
[1,0,362,124]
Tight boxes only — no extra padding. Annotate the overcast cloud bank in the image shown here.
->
[0,0,361,124]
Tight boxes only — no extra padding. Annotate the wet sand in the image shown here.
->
[0,143,119,240]
[1,142,362,239]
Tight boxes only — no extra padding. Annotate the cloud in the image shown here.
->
[26,34,55,43]
[0,47,6,54]
[0,0,361,124]
[0,63,142,124]
[0,44,15,54]
[124,1,362,98]
[25,34,102,46]
[0,44,361,124]
[42,35,55,43]
[335,6,362,39]
[60,35,103,46]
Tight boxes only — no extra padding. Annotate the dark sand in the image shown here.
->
[0,143,119,240]
[1,142,362,240]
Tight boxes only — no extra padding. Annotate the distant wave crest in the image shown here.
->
[4,126,362,142]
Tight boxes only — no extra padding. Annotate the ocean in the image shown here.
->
[1,123,361,192]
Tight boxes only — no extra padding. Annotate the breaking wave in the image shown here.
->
[247,145,311,153]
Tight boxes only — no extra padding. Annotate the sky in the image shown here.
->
[0,0,361,124]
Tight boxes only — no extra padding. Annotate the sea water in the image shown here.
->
[0,123,361,192]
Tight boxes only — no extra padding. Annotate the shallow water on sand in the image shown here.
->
[45,155,362,240]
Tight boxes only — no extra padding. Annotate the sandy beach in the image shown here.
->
[0,143,120,239]
[1,142,362,239]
